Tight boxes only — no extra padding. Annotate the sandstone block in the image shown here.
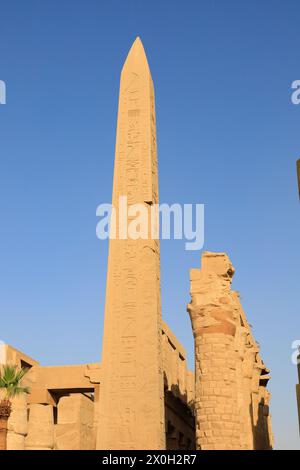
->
[55,394,94,450]
[25,404,54,449]
[7,395,28,436]
[6,431,25,450]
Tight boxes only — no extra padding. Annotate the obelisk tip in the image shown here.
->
[122,37,150,74]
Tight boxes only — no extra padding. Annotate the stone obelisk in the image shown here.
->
[97,38,165,450]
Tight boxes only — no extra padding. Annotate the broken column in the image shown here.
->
[187,252,273,450]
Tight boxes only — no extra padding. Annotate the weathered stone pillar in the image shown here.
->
[187,252,273,450]
[187,253,240,449]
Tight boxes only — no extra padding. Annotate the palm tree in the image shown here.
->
[0,365,29,450]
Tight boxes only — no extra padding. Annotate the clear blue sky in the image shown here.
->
[0,0,299,450]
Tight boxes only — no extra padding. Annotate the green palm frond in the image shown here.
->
[0,364,30,399]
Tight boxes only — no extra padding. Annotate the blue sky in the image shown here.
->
[0,0,300,449]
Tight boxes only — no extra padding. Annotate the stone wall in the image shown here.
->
[22,395,94,450]
[162,322,195,449]
[3,346,37,450]
[187,252,273,450]
[164,392,195,450]
[2,321,195,451]
[25,404,54,450]
[6,395,28,450]
[162,322,194,405]
[55,394,94,450]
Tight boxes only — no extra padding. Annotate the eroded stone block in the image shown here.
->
[25,404,54,450]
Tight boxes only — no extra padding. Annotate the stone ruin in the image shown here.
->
[188,252,273,450]
[1,38,272,450]
[1,322,195,450]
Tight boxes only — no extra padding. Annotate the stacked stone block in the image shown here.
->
[194,333,241,449]
[188,252,273,450]
[6,395,28,450]
[25,404,54,450]
[55,394,94,450]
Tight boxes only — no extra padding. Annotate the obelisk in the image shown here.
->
[97,38,165,450]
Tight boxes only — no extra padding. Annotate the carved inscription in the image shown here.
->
[97,38,165,450]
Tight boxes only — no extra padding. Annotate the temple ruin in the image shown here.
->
[0,38,272,450]
[1,322,195,450]
[187,252,273,449]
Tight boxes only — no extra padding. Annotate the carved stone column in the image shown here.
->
[187,252,240,450]
[187,252,273,450]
